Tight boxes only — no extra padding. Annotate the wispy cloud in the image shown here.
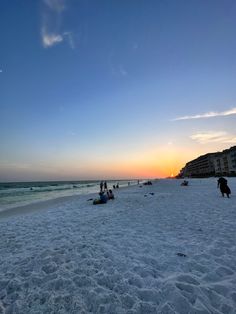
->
[190,131,236,144]
[41,26,63,47]
[173,107,236,121]
[41,0,75,48]
[43,0,65,12]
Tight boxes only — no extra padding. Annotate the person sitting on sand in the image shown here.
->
[107,189,114,200]
[181,180,189,186]
[217,177,231,198]
[93,191,108,205]
[99,191,108,203]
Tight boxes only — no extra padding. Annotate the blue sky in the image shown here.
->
[1,0,236,181]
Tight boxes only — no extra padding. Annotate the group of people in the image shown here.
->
[93,181,115,205]
[100,181,119,192]
[94,177,232,205]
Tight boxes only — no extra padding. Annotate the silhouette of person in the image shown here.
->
[100,181,104,192]
[104,181,108,191]
[217,177,231,198]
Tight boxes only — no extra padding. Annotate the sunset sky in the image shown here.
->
[1,0,236,181]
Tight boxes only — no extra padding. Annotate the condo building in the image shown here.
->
[179,146,236,177]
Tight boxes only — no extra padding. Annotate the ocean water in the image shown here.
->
[0,180,136,212]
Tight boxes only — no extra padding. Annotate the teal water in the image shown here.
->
[0,180,136,211]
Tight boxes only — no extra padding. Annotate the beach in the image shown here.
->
[0,178,236,313]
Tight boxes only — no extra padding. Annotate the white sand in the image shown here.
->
[0,178,236,313]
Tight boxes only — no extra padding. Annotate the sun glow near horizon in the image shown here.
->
[0,148,185,181]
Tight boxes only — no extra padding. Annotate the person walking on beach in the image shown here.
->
[217,177,231,198]
[104,181,108,192]
[100,181,104,192]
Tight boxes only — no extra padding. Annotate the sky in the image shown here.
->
[1,0,236,181]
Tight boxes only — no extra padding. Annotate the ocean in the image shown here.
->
[0,180,136,212]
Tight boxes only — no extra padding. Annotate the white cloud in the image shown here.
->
[41,27,63,47]
[190,131,236,144]
[41,0,74,49]
[173,107,236,121]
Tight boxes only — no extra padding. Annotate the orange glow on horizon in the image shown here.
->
[36,143,199,181]
[57,145,189,179]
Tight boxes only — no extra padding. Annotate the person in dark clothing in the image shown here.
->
[104,181,108,191]
[107,189,114,200]
[93,192,108,205]
[217,177,231,198]
[100,181,104,192]
[99,191,108,203]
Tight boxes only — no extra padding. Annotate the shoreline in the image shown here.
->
[0,192,98,219]
[0,183,134,219]
[0,180,138,219]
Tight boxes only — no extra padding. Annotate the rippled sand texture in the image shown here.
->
[0,178,236,313]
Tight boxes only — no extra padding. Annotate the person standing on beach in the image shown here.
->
[100,181,104,192]
[217,177,231,198]
[104,181,108,192]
